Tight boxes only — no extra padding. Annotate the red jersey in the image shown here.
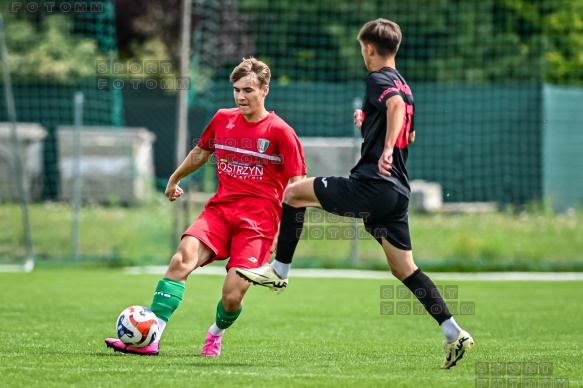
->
[197,108,307,208]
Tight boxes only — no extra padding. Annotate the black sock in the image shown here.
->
[274,203,306,264]
[402,269,452,325]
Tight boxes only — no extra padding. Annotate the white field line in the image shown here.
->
[0,265,22,272]
[124,266,583,281]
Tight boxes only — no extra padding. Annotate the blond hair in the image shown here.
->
[230,58,271,86]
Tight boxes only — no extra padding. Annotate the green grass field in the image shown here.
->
[1,269,582,387]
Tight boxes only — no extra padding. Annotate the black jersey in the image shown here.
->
[349,67,415,197]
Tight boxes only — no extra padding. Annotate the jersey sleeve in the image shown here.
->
[275,125,307,178]
[366,72,401,111]
[196,111,220,152]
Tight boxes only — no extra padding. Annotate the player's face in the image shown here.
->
[360,40,372,71]
[233,75,268,121]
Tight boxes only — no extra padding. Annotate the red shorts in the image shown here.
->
[183,197,279,270]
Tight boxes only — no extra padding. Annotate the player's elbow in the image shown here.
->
[409,131,416,143]
[191,147,212,164]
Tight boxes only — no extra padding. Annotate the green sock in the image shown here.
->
[150,278,185,322]
[215,300,242,330]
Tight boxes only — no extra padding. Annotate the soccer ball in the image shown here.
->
[116,306,159,348]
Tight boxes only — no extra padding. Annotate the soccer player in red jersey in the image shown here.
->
[105,58,307,356]
[237,19,474,369]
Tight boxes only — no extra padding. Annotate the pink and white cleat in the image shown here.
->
[104,338,159,356]
[199,331,222,357]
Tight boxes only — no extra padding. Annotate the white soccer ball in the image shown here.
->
[116,305,159,348]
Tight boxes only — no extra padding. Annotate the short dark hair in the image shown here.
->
[358,19,402,57]
[230,58,271,86]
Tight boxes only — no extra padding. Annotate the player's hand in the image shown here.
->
[354,109,364,129]
[378,148,394,176]
[165,180,184,201]
[270,231,279,253]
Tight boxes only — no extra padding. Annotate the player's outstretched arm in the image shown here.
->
[165,146,213,201]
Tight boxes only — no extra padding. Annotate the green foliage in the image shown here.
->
[236,1,374,82]
[3,13,106,81]
[237,0,535,83]
[2,0,581,85]
[233,0,581,85]
[544,1,583,85]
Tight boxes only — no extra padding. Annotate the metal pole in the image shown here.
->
[0,13,34,272]
[351,97,363,265]
[173,0,193,249]
[72,92,84,261]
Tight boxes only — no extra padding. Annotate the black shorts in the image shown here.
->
[313,176,411,250]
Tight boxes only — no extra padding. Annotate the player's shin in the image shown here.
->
[273,203,306,278]
[214,300,243,330]
[402,269,454,330]
[150,278,185,340]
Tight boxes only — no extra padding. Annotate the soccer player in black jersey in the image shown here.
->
[237,19,474,369]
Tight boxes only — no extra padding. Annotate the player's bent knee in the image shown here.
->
[221,293,244,312]
[389,265,416,281]
[166,251,198,280]
[283,184,300,206]
[390,266,407,281]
